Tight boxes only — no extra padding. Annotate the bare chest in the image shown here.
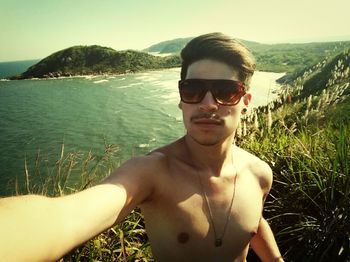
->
[140,171,264,261]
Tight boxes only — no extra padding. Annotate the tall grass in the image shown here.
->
[16,141,119,196]
[15,142,153,261]
[241,121,350,261]
[63,208,152,262]
[240,74,350,260]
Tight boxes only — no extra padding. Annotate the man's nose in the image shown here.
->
[199,91,218,111]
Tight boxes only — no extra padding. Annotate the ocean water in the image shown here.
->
[0,68,284,195]
[0,59,39,78]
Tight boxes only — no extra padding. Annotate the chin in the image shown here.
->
[189,135,222,146]
[198,141,221,147]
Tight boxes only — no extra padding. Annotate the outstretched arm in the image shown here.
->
[250,217,283,262]
[0,184,126,262]
[0,155,155,262]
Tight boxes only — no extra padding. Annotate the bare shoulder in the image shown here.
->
[234,146,273,194]
[106,150,169,184]
[121,150,168,173]
[100,150,170,207]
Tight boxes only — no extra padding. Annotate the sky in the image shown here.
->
[0,0,349,62]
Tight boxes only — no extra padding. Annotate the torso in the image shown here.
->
[140,138,269,262]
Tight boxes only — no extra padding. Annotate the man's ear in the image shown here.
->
[178,102,182,109]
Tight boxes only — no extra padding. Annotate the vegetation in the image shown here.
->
[143,37,193,54]
[252,41,350,73]
[14,142,153,261]
[240,48,350,261]
[8,47,350,261]
[244,122,349,261]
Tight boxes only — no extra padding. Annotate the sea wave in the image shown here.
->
[137,144,149,148]
[93,79,109,84]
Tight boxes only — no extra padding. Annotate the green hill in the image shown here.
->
[144,37,350,74]
[143,37,261,54]
[9,45,181,80]
[251,48,350,132]
[283,49,350,98]
[143,37,193,54]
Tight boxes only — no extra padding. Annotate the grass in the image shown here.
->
[15,141,153,261]
[239,69,350,261]
[63,208,152,262]
[241,122,349,261]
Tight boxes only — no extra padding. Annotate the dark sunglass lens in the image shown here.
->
[212,81,242,105]
[180,80,206,103]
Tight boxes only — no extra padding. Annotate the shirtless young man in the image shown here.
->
[0,33,283,262]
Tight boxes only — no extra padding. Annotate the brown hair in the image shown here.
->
[180,32,256,89]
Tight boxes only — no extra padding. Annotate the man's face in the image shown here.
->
[179,59,251,146]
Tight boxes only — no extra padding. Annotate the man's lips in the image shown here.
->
[190,113,223,125]
[192,118,222,125]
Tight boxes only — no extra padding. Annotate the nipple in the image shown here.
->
[177,232,190,244]
[250,231,257,238]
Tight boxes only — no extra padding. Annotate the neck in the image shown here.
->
[183,135,235,176]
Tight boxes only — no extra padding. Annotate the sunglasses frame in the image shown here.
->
[178,78,246,106]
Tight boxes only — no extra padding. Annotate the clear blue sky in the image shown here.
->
[0,0,349,62]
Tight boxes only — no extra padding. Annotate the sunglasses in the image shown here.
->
[178,79,246,106]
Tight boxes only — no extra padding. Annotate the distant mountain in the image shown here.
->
[143,37,193,54]
[9,45,181,80]
[272,47,350,126]
[0,59,39,79]
[143,37,261,54]
[143,37,350,74]
[295,50,349,98]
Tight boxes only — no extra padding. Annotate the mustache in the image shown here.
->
[190,113,223,122]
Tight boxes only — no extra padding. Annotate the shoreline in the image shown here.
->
[2,67,182,81]
[2,68,284,82]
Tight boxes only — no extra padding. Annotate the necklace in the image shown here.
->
[195,149,238,247]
